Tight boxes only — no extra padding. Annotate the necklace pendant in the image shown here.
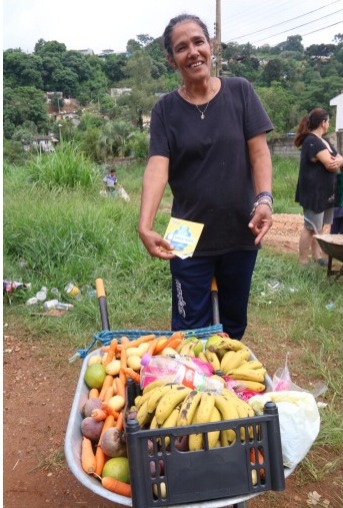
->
[201,113,205,120]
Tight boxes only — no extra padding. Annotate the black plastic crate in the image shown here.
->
[125,380,285,508]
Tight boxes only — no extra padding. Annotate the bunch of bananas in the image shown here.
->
[132,380,257,451]
[200,336,267,393]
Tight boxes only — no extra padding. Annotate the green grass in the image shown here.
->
[3,150,343,469]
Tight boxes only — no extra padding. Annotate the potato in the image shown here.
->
[105,359,121,376]
[107,395,125,412]
[127,355,141,371]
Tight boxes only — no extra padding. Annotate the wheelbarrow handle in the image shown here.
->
[95,278,110,331]
[211,277,220,326]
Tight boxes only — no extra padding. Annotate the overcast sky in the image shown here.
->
[3,0,343,55]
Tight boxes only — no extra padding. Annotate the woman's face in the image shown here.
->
[168,21,212,83]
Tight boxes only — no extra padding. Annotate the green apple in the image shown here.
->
[183,337,203,357]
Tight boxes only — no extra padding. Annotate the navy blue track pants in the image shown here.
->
[170,250,258,339]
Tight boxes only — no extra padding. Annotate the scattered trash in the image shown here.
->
[325,301,335,311]
[65,283,81,298]
[36,286,48,302]
[26,297,39,306]
[267,280,281,292]
[3,280,31,294]
[51,287,61,298]
[43,299,74,311]
[310,381,329,399]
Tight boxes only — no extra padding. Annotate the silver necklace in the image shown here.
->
[183,81,215,120]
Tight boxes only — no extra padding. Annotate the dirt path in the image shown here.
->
[3,215,340,508]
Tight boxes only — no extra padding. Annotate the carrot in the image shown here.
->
[81,436,96,475]
[115,376,126,399]
[119,345,128,386]
[88,388,100,399]
[100,402,120,419]
[152,336,169,354]
[95,414,115,476]
[147,337,159,356]
[99,375,114,400]
[154,335,182,354]
[115,411,124,431]
[101,477,131,497]
[121,334,156,350]
[103,385,115,402]
[103,338,118,367]
[164,337,183,351]
[91,408,108,422]
[123,367,140,384]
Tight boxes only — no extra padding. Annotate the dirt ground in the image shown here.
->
[3,214,342,508]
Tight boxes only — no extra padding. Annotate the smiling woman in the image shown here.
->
[138,13,274,341]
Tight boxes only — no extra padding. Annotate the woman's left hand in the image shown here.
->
[248,204,273,245]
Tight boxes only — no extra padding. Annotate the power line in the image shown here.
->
[227,0,342,41]
[249,10,343,45]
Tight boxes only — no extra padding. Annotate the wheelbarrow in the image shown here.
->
[314,234,343,279]
[65,279,293,508]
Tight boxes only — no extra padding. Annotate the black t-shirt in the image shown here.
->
[149,77,273,255]
[295,134,337,213]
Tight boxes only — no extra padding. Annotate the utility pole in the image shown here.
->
[215,0,222,77]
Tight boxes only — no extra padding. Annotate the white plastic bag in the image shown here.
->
[249,391,320,469]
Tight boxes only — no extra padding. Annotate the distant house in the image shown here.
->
[110,87,132,98]
[330,92,343,131]
[77,49,94,56]
[23,134,58,153]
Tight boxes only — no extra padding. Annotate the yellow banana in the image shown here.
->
[161,405,181,447]
[235,380,266,392]
[228,368,266,383]
[220,349,251,374]
[204,349,221,371]
[220,429,229,447]
[197,351,208,364]
[195,392,215,424]
[149,414,159,429]
[214,393,238,443]
[155,386,191,425]
[244,360,264,370]
[189,400,220,451]
[147,385,177,414]
[142,379,170,394]
[209,337,249,356]
[136,399,152,428]
[208,405,221,448]
[177,390,202,426]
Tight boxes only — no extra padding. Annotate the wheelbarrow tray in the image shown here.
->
[65,346,293,508]
[314,234,343,262]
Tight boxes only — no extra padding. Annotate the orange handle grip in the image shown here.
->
[96,278,106,298]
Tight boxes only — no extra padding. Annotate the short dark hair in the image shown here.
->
[163,14,210,56]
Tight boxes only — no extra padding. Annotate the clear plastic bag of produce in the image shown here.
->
[249,390,320,468]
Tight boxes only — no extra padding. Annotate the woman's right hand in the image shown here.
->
[138,229,175,259]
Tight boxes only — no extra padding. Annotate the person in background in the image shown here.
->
[294,108,343,265]
[103,168,117,195]
[331,169,343,234]
[138,13,273,339]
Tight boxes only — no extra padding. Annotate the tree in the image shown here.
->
[3,86,49,139]
[276,35,304,53]
[103,54,127,83]
[257,84,295,134]
[3,49,43,88]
